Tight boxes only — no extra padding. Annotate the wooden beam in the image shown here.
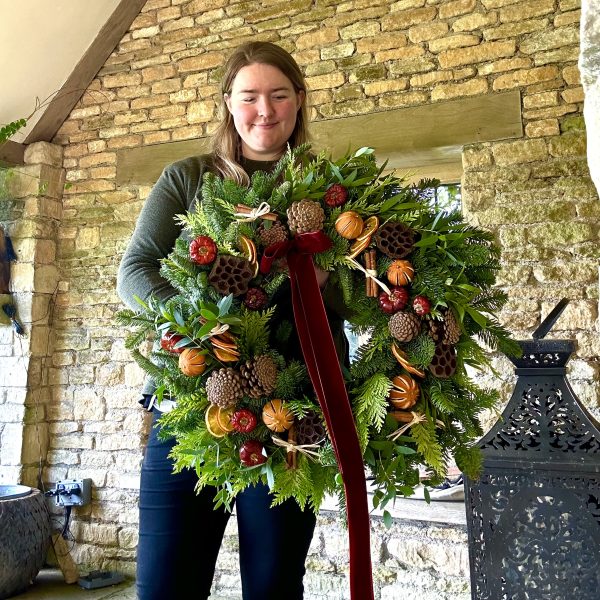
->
[117,91,522,186]
[0,140,25,166]
[24,0,147,144]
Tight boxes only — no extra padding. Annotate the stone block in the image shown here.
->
[439,0,477,19]
[389,57,435,75]
[296,26,339,50]
[452,11,498,32]
[340,20,380,40]
[548,132,587,158]
[356,32,408,53]
[375,45,424,63]
[527,222,594,246]
[74,522,119,547]
[429,34,481,53]
[364,78,409,95]
[438,40,515,68]
[408,22,448,43]
[118,527,139,550]
[492,138,548,166]
[74,389,106,421]
[186,100,216,124]
[431,77,488,101]
[306,71,345,90]
[520,26,579,54]
[499,0,555,22]
[525,119,561,137]
[381,6,437,31]
[0,423,23,465]
[321,42,355,59]
[319,98,376,117]
[24,142,64,167]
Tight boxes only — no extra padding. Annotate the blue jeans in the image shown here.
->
[136,410,317,599]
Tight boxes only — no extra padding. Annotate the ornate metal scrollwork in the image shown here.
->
[465,338,600,600]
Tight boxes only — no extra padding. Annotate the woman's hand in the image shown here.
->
[315,265,329,289]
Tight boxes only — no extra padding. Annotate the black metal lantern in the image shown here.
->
[465,300,600,599]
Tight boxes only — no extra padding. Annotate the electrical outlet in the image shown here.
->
[53,478,92,507]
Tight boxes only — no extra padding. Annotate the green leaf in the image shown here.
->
[383,510,393,529]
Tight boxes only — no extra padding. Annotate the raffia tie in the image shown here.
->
[271,435,321,459]
[387,412,427,441]
[387,413,446,442]
[345,256,391,296]
[234,202,273,222]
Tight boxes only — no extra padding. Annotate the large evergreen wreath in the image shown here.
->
[118,146,518,517]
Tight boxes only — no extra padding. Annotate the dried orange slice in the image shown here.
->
[391,343,426,378]
[357,215,379,242]
[213,346,240,362]
[239,234,257,263]
[205,404,227,437]
[348,236,371,259]
[216,406,235,433]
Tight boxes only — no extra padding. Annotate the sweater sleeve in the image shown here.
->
[117,157,206,311]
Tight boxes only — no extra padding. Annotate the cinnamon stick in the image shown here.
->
[235,204,278,221]
[287,424,298,470]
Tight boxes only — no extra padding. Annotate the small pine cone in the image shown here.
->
[428,318,444,344]
[374,222,416,259]
[296,411,327,446]
[287,199,325,234]
[429,344,457,379]
[389,311,421,343]
[443,310,461,345]
[239,360,261,398]
[258,221,288,246]
[206,368,245,408]
[253,355,277,395]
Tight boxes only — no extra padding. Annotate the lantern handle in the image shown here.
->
[532,298,570,339]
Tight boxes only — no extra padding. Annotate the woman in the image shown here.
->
[117,42,320,600]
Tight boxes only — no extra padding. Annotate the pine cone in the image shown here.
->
[389,311,421,343]
[208,255,254,297]
[429,344,457,378]
[287,199,325,234]
[206,368,245,408]
[296,411,327,446]
[428,318,444,344]
[374,222,416,258]
[240,355,277,398]
[254,355,277,394]
[258,221,288,246]
[443,310,461,345]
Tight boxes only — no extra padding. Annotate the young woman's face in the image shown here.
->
[225,63,305,161]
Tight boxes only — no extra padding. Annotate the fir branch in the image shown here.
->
[404,335,436,368]
[410,420,445,475]
[275,361,309,400]
[427,378,457,414]
[353,373,392,432]
[237,307,275,359]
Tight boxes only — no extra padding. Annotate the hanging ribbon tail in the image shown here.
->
[284,233,374,600]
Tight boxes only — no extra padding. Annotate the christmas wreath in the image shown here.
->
[118,146,518,518]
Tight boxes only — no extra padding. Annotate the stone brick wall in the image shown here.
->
[3,0,594,595]
[0,143,64,489]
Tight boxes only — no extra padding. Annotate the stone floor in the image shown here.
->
[8,570,136,600]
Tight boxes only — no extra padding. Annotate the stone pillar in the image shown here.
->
[580,1,600,195]
[0,142,64,487]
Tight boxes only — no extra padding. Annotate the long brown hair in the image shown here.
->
[211,42,309,185]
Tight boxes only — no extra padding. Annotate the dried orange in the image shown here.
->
[216,406,235,433]
[205,404,227,438]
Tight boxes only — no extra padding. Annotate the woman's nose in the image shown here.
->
[258,97,274,117]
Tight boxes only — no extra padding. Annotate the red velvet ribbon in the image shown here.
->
[261,231,374,600]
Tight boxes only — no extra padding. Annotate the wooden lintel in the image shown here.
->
[0,140,26,166]
[24,0,147,144]
[117,91,522,187]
